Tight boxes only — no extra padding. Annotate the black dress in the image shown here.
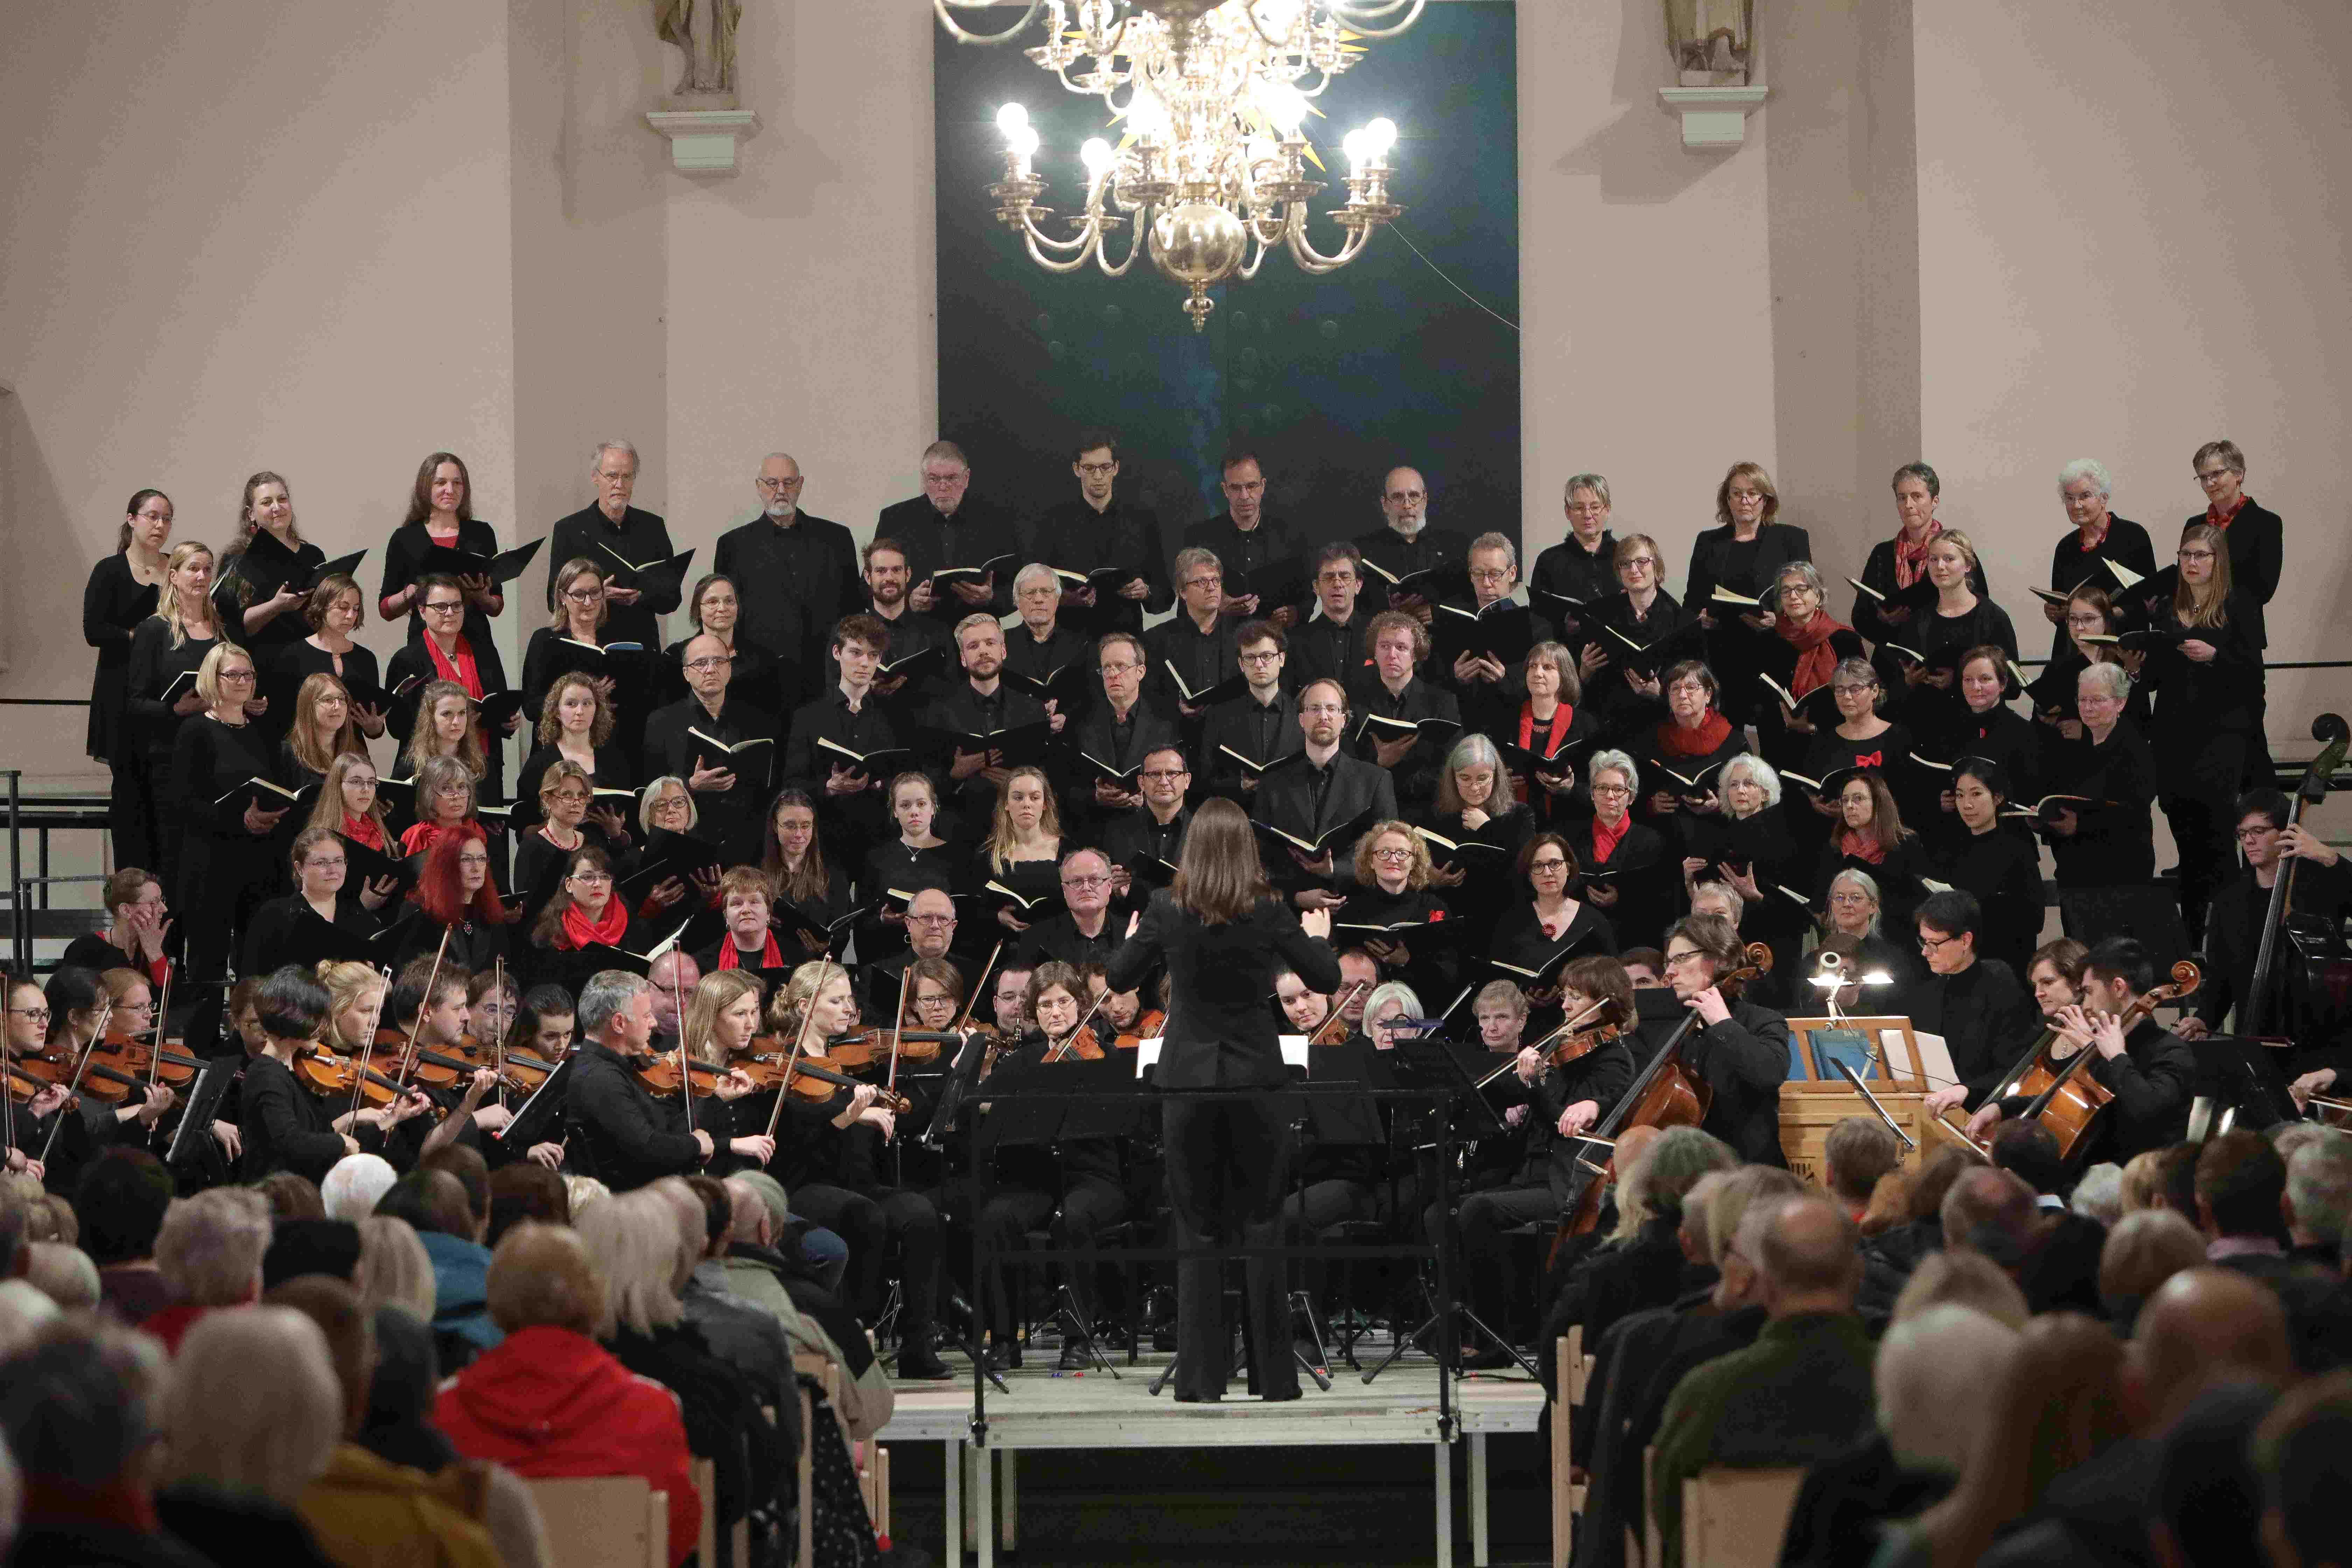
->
[241,889,380,977]
[168,715,282,984]
[1931,825,2046,986]
[241,1051,371,1182]
[512,743,635,829]
[379,518,503,645]
[1876,596,2018,746]
[1573,588,1684,744]
[1682,522,1813,724]
[213,531,328,741]
[120,619,219,882]
[274,638,385,717]
[82,553,159,763]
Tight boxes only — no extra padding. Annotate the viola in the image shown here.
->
[1546,943,1773,1267]
[1044,1024,1105,1063]
[1110,1009,1164,1050]
[1993,960,2200,1163]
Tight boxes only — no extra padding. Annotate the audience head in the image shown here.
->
[1876,1304,2019,1475]
[575,1189,687,1339]
[356,1215,436,1322]
[2148,1381,2278,1568]
[373,1169,474,1242]
[487,1163,571,1249]
[155,1187,274,1307]
[261,1218,363,1293]
[1822,1117,1903,1212]
[1990,1120,2066,1198]
[1753,1194,1862,1314]
[265,1274,377,1437]
[161,1306,342,1506]
[2286,1133,2352,1249]
[0,1319,169,1505]
[71,1148,174,1268]
[319,1153,399,1223]
[420,1146,490,1242]
[2127,1269,2292,1431]
[24,1246,97,1310]
[1945,1314,2130,1533]
[253,1171,325,1222]
[1891,1249,2030,1330]
[2070,1162,2125,1225]
[485,1223,604,1337]
[1614,1127,1739,1244]
[1940,1167,2040,1267]
[2254,1368,2352,1568]
[1702,1166,1808,1273]
[2195,1128,2290,1244]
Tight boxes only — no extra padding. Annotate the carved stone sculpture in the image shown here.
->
[655,0,743,102]
[1664,0,1753,87]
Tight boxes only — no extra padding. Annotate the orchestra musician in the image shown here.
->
[1105,797,1340,1403]
[1658,915,1791,1166]
[58,869,173,993]
[562,968,731,1192]
[238,967,425,1183]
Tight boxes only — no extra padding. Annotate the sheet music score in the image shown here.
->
[1883,1029,1954,1088]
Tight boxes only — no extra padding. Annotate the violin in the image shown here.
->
[1109,1009,1164,1050]
[1044,1024,1105,1063]
[633,1052,728,1099]
[292,1042,439,1110]
[11,1039,148,1105]
[1989,960,2200,1163]
[1545,943,1772,1266]
[93,1027,202,1087]
[372,1024,477,1087]
[749,1046,910,1112]
[1308,980,1372,1047]
[4,1058,77,1110]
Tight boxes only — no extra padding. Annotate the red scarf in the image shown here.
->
[1513,701,1575,803]
[1891,522,1942,589]
[559,896,629,951]
[1590,811,1630,864]
[2206,494,2249,529]
[342,812,387,852]
[2074,516,2110,552]
[424,631,485,700]
[1838,828,1886,865]
[1776,610,1850,698]
[718,932,784,970]
[1656,711,1734,758]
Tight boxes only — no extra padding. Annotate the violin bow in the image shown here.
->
[492,956,508,1110]
[668,956,695,1138]
[335,966,397,1126]
[145,959,175,1094]
[885,963,914,1096]
[763,961,833,1144]
[953,940,1003,1038]
[1309,978,1373,1046]
[1046,985,1117,1064]
[41,995,114,1166]
[1474,998,1608,1091]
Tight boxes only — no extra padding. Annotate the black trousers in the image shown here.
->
[1164,1093,1295,1400]
[1424,1180,1559,1333]
[2161,727,2250,947]
[790,1182,942,1335]
[1280,1176,1377,1306]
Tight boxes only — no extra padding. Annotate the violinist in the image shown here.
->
[1660,915,1792,1166]
[394,824,512,976]
[468,970,519,1056]
[763,961,953,1379]
[679,970,782,1175]
[1435,965,1636,1367]
[4,979,74,1182]
[1275,970,1336,1037]
[987,960,1035,1039]
[58,868,173,992]
[955,963,1129,1370]
[2183,792,2351,1097]
[239,966,428,1183]
[41,968,175,1184]
[562,968,724,1191]
[1275,966,1379,1323]
[1079,964,1155,1046]
[1910,890,2040,1121]
[241,827,390,977]
[1964,936,2195,1162]
[1333,950,1380,1035]
[692,867,789,975]
[378,959,511,1164]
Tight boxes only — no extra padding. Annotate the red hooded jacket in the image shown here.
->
[432,1324,698,1567]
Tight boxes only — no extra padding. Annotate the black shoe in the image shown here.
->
[1057,1337,1094,1371]
[898,1336,954,1381]
[985,1340,1023,1372]
[1462,1346,1517,1372]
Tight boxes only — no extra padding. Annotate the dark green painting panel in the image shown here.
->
[934,3,1520,551]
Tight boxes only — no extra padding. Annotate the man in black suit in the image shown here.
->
[1017,848,1123,972]
[1289,542,1373,691]
[546,440,680,649]
[1030,429,1173,639]
[1967,936,2196,1163]
[1064,631,1180,834]
[783,614,906,864]
[644,633,776,867]
[1002,565,1093,723]
[1146,547,1238,737]
[836,537,950,710]
[1910,890,2041,1120]
[923,614,1059,838]
[1179,451,1302,625]
[1102,745,1194,899]
[712,452,861,703]
[1197,620,1299,804]
[1252,677,1398,908]
[1353,465,1468,620]
[875,440,1019,625]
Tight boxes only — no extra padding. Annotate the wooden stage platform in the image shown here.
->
[877,1345,1546,1568]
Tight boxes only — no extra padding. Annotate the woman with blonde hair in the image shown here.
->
[121,540,225,880]
[1106,796,1339,1402]
[1346,819,1452,1002]
[357,1214,439,1323]
[680,970,780,1174]
[155,1305,347,1566]
[214,470,325,657]
[1879,527,2017,747]
[980,766,1062,930]
[514,672,630,826]
[1686,462,1813,725]
[170,642,289,982]
[304,751,394,860]
[282,671,368,789]
[401,678,489,792]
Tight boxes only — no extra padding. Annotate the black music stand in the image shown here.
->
[2187,1032,2302,1134]
[495,1057,575,1154]
[1363,1041,1520,1384]
[165,1054,241,1187]
[919,1031,1011,1393]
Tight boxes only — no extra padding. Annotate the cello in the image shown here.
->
[1990,960,2200,1163]
[1544,943,1772,1267]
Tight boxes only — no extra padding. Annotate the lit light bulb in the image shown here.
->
[1342,129,1369,171]
[1081,138,1114,176]
[996,102,1030,136]
[1246,137,1275,167]
[1007,124,1041,160]
[1127,86,1169,138]
[1366,117,1398,156]
[1260,81,1309,133]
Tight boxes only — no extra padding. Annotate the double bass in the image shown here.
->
[1545,943,1772,1267]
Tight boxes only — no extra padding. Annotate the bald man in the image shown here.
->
[1976,1268,2293,1568]
[712,453,862,704]
[644,630,777,866]
[1941,1165,2106,1315]
[863,886,971,1018]
[1650,1196,1873,1568]
[1353,465,1469,619]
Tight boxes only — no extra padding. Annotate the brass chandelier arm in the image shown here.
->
[935,0,1047,46]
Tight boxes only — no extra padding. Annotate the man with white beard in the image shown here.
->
[713,451,861,706]
[1354,464,1469,621]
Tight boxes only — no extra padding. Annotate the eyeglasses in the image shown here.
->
[457,853,491,868]
[2177,549,2216,561]
[1529,857,1569,872]
[1062,875,1113,890]
[564,587,606,602]
[423,600,466,615]
[1372,846,1414,862]
[1076,462,1117,477]
[1832,683,1876,696]
[1829,891,1872,907]
[8,1007,51,1021]
[1661,950,1705,970]
[1183,575,1221,592]
[1727,488,1766,502]
[1099,661,1141,677]
[756,476,803,489]
[2066,614,2106,628]
[1591,783,1632,797]
[2236,825,2278,841]
[2195,468,2236,483]
[1385,490,1426,503]
[1918,931,1962,952]
[684,656,733,672]
[1619,556,1659,569]
[570,870,613,884]
[1315,570,1358,586]
[922,471,967,486]
[1301,703,1346,717]
[909,912,956,926]
[304,856,348,870]
[1468,567,1511,583]
[1238,650,1281,665]
[547,791,590,805]
[1140,768,1188,781]
[220,669,256,682]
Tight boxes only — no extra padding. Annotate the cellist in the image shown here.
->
[1660,914,1793,1166]
[1965,935,2196,1162]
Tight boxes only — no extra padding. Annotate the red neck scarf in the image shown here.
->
[560,896,629,950]
[425,631,484,700]
[1657,711,1734,758]
[1891,522,1942,589]
[342,812,386,851]
[719,931,784,970]
[2206,494,2249,529]
[2075,515,2110,552]
[1513,701,1574,803]
[1776,610,1850,698]
[1838,828,1886,865]
[1590,811,1630,864]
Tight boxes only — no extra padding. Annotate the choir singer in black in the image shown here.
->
[1104,797,1339,1403]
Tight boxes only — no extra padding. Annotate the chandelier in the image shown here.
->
[934,0,1424,330]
